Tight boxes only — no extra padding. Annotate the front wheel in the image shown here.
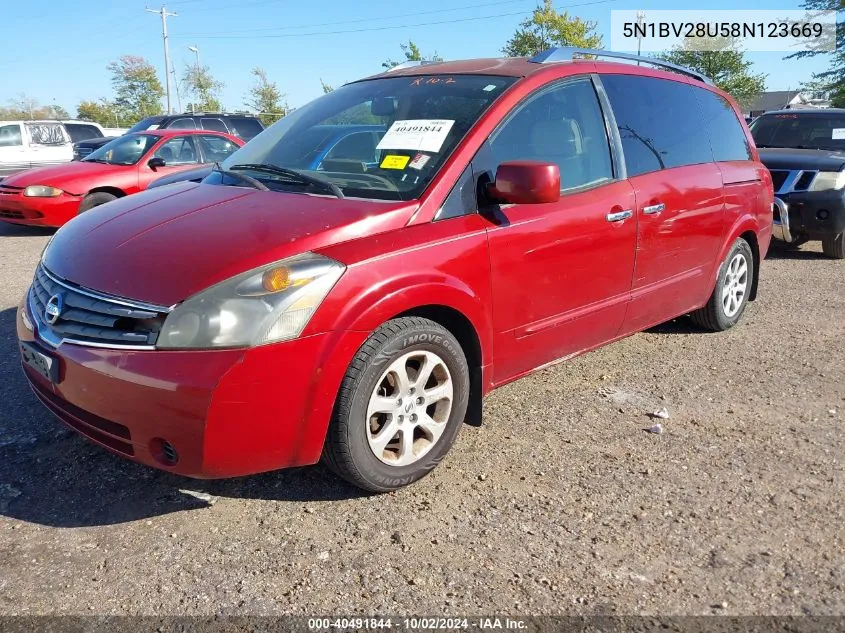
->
[322,317,470,492]
[691,238,754,332]
[821,231,845,259]
[78,191,117,214]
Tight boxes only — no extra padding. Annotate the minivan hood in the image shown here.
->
[758,147,845,172]
[43,182,418,306]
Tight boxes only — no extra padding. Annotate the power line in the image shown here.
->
[171,0,623,40]
[176,0,533,36]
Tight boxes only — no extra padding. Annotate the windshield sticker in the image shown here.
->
[410,77,456,86]
[408,153,431,170]
[380,155,411,170]
[483,84,499,92]
[376,119,455,153]
[832,128,845,140]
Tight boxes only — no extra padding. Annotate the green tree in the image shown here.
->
[320,78,334,94]
[1,95,71,120]
[830,86,845,109]
[245,67,287,125]
[382,40,443,69]
[77,99,123,127]
[658,37,766,109]
[786,0,844,99]
[502,0,602,57]
[183,63,224,112]
[108,56,164,122]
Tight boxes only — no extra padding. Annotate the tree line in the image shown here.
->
[9,0,842,126]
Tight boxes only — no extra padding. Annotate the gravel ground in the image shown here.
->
[0,221,842,617]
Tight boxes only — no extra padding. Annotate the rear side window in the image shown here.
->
[168,117,197,130]
[25,123,67,146]
[695,89,751,161]
[601,74,712,176]
[200,118,228,133]
[197,135,239,162]
[0,124,22,147]
[64,123,101,143]
[229,117,263,140]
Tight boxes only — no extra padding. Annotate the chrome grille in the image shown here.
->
[769,169,818,195]
[29,264,169,349]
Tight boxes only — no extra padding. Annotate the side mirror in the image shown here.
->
[487,161,560,205]
[147,157,166,170]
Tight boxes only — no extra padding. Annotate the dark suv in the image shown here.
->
[73,113,265,160]
[750,109,845,258]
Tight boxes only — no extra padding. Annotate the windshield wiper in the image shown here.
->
[229,163,344,199]
[212,163,268,191]
[83,158,109,163]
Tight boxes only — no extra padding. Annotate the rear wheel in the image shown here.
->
[821,231,845,259]
[79,192,117,214]
[322,317,470,492]
[691,238,754,332]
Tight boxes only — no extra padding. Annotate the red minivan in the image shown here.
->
[17,49,773,491]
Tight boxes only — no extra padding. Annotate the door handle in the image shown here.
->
[606,209,633,222]
[642,202,665,215]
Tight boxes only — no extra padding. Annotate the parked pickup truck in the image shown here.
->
[750,109,845,259]
[0,120,107,179]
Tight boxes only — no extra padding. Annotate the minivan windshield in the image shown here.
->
[82,134,159,165]
[750,112,845,151]
[219,75,516,200]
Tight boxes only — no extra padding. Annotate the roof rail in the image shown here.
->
[528,47,713,85]
[385,60,438,73]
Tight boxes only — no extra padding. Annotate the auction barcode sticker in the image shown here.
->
[610,10,837,53]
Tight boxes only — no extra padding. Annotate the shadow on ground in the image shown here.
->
[0,307,368,530]
[765,243,831,261]
[0,222,55,238]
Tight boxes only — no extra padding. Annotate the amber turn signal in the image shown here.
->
[262,267,291,293]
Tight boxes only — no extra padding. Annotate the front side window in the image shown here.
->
[0,124,22,147]
[197,135,238,162]
[486,77,614,191]
[25,123,67,146]
[83,134,159,165]
[153,136,199,165]
[601,74,712,177]
[220,74,516,201]
[750,112,845,151]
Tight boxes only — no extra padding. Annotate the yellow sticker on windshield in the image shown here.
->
[380,155,410,170]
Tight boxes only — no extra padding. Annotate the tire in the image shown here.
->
[78,192,117,214]
[691,238,754,332]
[322,317,470,493]
[821,231,845,260]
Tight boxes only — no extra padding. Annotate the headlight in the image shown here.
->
[809,171,845,192]
[23,185,63,197]
[157,253,345,349]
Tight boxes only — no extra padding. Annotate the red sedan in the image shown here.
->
[0,129,242,227]
[17,50,772,492]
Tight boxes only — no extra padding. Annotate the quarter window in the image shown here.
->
[601,74,712,176]
[64,123,102,143]
[487,77,614,192]
[0,124,22,147]
[695,89,751,161]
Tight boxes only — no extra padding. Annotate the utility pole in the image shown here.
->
[146,6,177,114]
[636,11,646,60]
[188,46,200,113]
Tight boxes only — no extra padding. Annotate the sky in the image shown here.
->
[0,0,834,116]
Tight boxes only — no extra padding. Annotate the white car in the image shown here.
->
[0,120,107,179]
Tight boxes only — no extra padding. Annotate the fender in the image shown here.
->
[712,213,764,299]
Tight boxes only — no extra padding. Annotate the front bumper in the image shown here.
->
[0,192,82,227]
[772,190,845,242]
[17,298,369,478]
